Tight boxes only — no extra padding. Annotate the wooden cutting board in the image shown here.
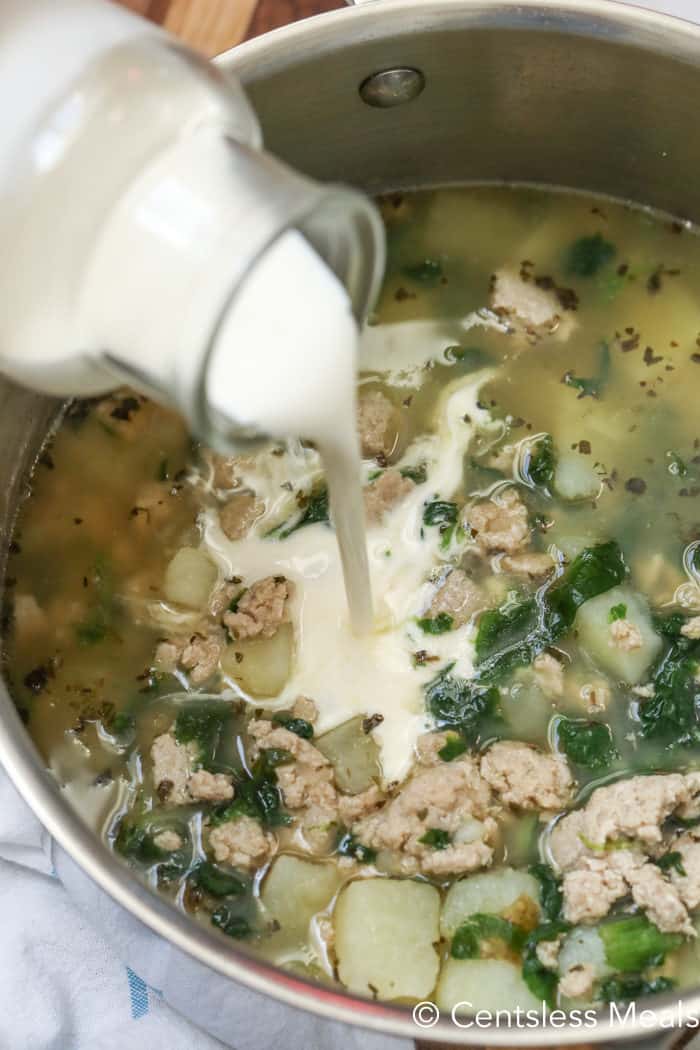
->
[115,0,342,53]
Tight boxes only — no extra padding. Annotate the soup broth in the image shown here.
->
[7,185,700,1012]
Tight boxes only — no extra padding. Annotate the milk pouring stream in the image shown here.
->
[0,0,384,629]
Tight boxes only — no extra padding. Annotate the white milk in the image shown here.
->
[206,232,373,633]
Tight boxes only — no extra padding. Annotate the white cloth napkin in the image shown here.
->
[0,768,411,1050]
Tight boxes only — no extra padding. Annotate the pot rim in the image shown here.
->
[4,1,700,1045]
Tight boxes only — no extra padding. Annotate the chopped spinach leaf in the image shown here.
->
[597,975,675,1005]
[566,234,616,277]
[522,921,571,1005]
[416,613,454,635]
[529,863,564,921]
[451,914,526,960]
[74,555,117,646]
[667,451,688,477]
[638,638,700,746]
[269,487,330,540]
[425,667,500,739]
[599,915,683,972]
[656,851,687,877]
[174,704,229,762]
[211,905,252,940]
[402,258,443,285]
[272,715,314,740]
[473,542,626,687]
[228,588,247,613]
[419,828,451,850]
[337,832,377,864]
[521,434,556,493]
[212,750,291,828]
[423,500,458,527]
[400,463,428,484]
[115,822,165,866]
[555,717,619,771]
[193,861,247,898]
[438,732,468,762]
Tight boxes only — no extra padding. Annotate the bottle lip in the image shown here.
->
[191,181,385,454]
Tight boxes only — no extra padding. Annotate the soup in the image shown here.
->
[6,185,700,1013]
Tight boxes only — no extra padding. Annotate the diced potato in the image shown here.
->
[437,958,542,1013]
[575,585,662,684]
[553,452,602,502]
[316,718,381,794]
[335,878,440,1000]
[500,678,552,743]
[558,926,612,997]
[220,623,293,697]
[262,855,340,936]
[441,867,541,938]
[163,547,217,609]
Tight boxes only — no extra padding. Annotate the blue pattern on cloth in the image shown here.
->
[126,967,150,1019]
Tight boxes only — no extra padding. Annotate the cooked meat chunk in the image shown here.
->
[208,580,243,618]
[224,576,292,640]
[357,390,401,460]
[533,652,565,699]
[352,755,497,877]
[208,815,275,870]
[337,785,384,825]
[151,732,197,805]
[428,569,485,627]
[550,774,700,868]
[249,720,339,852]
[150,732,233,806]
[154,627,224,685]
[153,829,183,852]
[415,731,451,766]
[292,696,318,723]
[207,450,253,490]
[535,937,561,971]
[188,769,235,803]
[364,469,414,524]
[681,616,700,640]
[219,492,264,541]
[490,268,576,342]
[622,854,694,935]
[551,774,700,929]
[609,618,643,651]
[180,631,224,683]
[559,963,595,1001]
[480,741,574,812]
[670,831,700,911]
[465,488,530,555]
[500,552,555,578]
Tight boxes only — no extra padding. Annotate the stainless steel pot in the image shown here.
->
[3,1,700,1045]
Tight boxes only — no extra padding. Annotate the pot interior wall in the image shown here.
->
[233,6,700,221]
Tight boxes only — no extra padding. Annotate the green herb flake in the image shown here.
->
[608,602,627,622]
[522,434,556,493]
[419,828,451,850]
[174,705,229,761]
[416,612,454,635]
[566,234,616,277]
[228,588,247,613]
[422,500,458,527]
